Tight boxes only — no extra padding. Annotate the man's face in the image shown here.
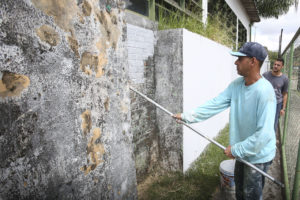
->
[272,60,284,73]
[234,56,252,76]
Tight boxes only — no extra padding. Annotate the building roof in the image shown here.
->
[240,0,260,23]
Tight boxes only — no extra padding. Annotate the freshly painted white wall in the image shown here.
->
[182,29,238,171]
[225,0,251,41]
[202,0,208,24]
[261,58,270,73]
[182,29,270,171]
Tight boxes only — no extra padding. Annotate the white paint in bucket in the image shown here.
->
[219,159,236,200]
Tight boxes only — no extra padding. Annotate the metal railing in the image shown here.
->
[149,0,203,21]
[280,27,300,200]
[126,0,248,48]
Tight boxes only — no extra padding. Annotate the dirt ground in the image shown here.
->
[262,138,283,200]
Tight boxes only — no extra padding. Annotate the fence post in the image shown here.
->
[282,42,294,200]
[292,140,300,200]
[282,43,294,146]
[284,53,287,75]
[278,29,283,58]
[149,0,155,20]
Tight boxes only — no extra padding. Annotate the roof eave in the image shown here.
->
[240,0,260,23]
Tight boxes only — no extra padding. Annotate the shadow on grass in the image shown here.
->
[140,124,230,200]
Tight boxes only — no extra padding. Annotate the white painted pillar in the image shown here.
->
[236,16,239,50]
[202,0,208,24]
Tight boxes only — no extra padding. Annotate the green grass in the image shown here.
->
[158,9,235,48]
[141,124,230,200]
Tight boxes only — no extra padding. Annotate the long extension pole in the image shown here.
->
[130,87,284,188]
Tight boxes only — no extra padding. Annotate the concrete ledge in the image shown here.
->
[125,10,158,31]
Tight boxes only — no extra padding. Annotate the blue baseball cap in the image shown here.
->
[230,42,268,62]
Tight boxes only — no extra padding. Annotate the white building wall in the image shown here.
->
[225,0,251,41]
[182,29,238,171]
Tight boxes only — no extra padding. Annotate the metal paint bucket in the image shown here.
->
[219,159,236,200]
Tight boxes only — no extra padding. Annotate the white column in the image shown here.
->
[202,0,208,24]
[236,16,239,50]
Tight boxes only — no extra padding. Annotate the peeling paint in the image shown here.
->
[81,110,92,136]
[80,52,102,76]
[95,42,108,77]
[67,35,79,57]
[0,71,30,98]
[31,0,80,32]
[96,10,120,50]
[36,25,60,46]
[104,97,109,111]
[81,128,105,175]
[94,9,121,77]
[120,101,128,113]
[82,0,92,16]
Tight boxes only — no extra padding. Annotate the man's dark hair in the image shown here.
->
[276,57,284,65]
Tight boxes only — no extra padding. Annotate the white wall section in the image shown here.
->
[182,29,238,171]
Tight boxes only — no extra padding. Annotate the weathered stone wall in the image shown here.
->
[125,12,160,183]
[126,13,183,181]
[155,29,183,171]
[0,0,137,199]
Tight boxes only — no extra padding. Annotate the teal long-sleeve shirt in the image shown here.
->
[182,77,276,164]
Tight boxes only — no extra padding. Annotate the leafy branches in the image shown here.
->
[254,0,299,18]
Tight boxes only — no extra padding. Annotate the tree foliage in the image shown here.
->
[254,0,299,18]
[267,50,279,66]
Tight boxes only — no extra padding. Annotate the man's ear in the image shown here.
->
[252,57,259,66]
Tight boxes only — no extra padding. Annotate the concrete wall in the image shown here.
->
[125,11,160,183]
[155,29,184,171]
[0,0,137,199]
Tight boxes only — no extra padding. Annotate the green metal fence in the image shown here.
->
[280,27,300,200]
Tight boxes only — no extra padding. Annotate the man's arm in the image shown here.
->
[173,83,233,123]
[280,92,288,116]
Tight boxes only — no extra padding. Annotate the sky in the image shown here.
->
[252,4,300,52]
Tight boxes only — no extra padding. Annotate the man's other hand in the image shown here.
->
[280,109,285,116]
[224,145,235,159]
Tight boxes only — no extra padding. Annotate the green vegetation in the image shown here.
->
[140,124,230,200]
[158,8,235,48]
[254,0,299,18]
[267,50,279,66]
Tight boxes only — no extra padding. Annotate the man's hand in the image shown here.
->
[224,145,235,159]
[280,109,285,116]
[172,113,183,123]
